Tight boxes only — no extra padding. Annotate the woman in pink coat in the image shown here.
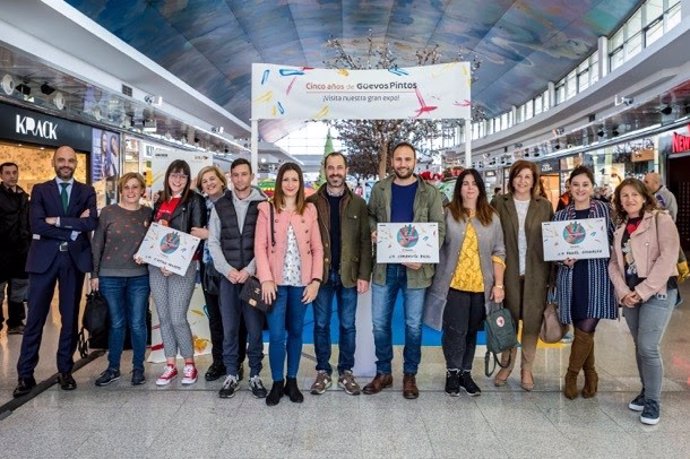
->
[255,162,323,406]
[609,178,680,426]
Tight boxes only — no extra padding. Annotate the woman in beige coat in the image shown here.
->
[492,160,553,390]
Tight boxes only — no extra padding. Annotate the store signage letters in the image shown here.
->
[672,132,690,153]
[15,115,58,140]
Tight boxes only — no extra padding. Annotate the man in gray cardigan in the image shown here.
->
[364,142,445,399]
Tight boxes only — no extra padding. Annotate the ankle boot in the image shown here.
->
[564,328,594,400]
[582,334,598,398]
[284,377,304,403]
[266,380,284,406]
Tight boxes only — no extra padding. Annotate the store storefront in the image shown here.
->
[660,123,690,249]
[0,103,120,207]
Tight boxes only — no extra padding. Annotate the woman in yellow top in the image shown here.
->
[424,169,506,396]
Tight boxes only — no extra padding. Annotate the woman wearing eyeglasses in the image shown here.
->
[150,160,207,386]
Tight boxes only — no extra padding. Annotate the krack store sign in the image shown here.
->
[0,103,92,151]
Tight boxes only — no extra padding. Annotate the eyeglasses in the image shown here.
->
[169,173,188,180]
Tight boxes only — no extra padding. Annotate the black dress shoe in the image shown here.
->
[13,377,37,398]
[58,372,77,391]
[204,362,226,382]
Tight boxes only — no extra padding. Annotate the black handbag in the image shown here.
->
[77,291,110,358]
[202,261,222,295]
[240,203,275,313]
[240,276,272,312]
[484,302,519,377]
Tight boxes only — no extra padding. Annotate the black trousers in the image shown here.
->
[202,281,247,366]
[442,289,485,372]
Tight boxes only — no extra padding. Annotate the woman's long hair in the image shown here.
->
[612,178,658,224]
[447,169,494,226]
[272,162,306,215]
[160,159,192,203]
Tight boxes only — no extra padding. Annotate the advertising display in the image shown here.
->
[91,129,120,207]
[150,148,212,192]
[135,223,200,276]
[376,222,440,263]
[542,218,610,261]
[252,62,471,121]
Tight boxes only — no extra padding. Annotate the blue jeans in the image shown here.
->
[266,285,308,381]
[99,275,150,371]
[623,288,677,402]
[371,264,426,375]
[312,271,357,375]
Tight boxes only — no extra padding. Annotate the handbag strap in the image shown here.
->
[269,202,276,247]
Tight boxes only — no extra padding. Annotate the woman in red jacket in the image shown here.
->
[255,162,323,406]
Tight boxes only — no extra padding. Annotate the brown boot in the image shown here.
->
[582,334,598,398]
[564,328,594,400]
[494,347,517,386]
[362,373,393,395]
[402,373,419,399]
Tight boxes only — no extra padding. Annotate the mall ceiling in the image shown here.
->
[65,0,642,141]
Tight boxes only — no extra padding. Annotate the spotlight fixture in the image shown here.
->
[660,105,673,115]
[40,82,55,95]
[597,130,605,138]
[1,74,15,95]
[53,91,65,110]
[612,129,620,137]
[16,83,31,96]
[144,95,163,105]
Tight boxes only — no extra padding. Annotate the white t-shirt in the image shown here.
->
[514,198,530,276]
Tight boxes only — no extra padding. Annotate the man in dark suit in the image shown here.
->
[13,146,98,397]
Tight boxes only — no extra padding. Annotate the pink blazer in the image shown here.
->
[254,201,324,286]
[609,210,680,302]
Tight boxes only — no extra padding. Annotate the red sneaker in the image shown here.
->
[181,364,198,385]
[156,365,178,386]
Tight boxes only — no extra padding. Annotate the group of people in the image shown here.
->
[4,142,682,424]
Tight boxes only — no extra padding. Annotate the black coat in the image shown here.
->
[0,184,30,280]
[152,190,207,258]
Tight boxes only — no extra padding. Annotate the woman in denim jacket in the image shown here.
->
[609,178,680,426]
[255,162,323,406]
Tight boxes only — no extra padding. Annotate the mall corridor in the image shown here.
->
[1,281,690,458]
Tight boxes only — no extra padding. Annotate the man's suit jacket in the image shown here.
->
[26,179,98,274]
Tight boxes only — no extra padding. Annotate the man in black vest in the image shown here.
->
[307,152,372,395]
[207,158,267,399]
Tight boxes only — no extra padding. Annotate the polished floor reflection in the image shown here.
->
[1,284,690,458]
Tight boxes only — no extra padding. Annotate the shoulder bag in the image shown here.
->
[240,203,274,313]
[539,267,568,343]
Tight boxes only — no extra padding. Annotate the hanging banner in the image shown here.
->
[252,62,471,121]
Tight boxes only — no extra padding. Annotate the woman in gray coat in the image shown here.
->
[424,169,506,396]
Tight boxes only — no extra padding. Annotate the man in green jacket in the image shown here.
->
[363,142,445,399]
[307,152,372,396]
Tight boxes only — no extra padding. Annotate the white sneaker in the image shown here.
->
[156,365,178,386]
[181,364,198,385]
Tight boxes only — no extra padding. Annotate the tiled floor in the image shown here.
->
[1,285,690,458]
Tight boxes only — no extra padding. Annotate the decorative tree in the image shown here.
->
[315,128,335,187]
[323,36,465,179]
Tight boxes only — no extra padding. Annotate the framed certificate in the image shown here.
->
[376,222,439,264]
[135,222,201,276]
[542,217,610,261]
